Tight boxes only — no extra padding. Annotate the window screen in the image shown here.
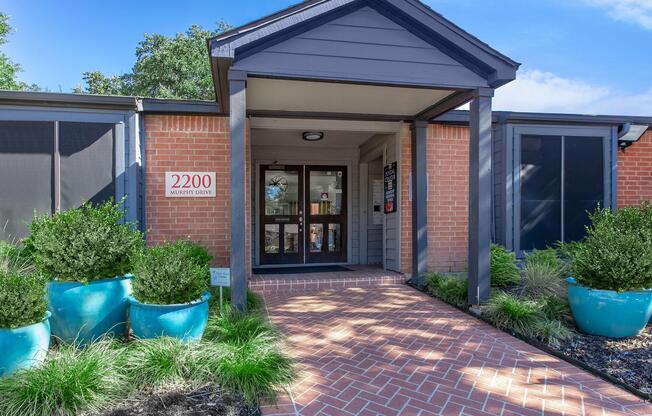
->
[519,133,606,251]
[59,122,115,210]
[520,135,562,250]
[564,137,604,242]
[0,121,54,239]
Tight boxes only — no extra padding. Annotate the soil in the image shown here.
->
[558,326,652,395]
[91,386,261,416]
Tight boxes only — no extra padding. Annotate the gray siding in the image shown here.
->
[367,158,383,264]
[492,125,505,246]
[233,6,487,89]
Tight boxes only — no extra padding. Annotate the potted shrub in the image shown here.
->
[129,240,211,341]
[26,200,143,344]
[0,243,51,376]
[567,205,652,338]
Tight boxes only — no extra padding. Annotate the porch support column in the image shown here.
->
[411,120,428,286]
[229,70,248,312]
[468,88,494,306]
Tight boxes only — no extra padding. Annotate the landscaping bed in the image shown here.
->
[95,386,260,416]
[0,201,295,416]
[420,205,652,401]
[558,327,652,395]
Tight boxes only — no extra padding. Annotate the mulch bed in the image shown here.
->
[92,386,260,416]
[558,326,652,395]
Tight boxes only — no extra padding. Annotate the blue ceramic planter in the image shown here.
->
[0,312,51,377]
[129,292,211,342]
[567,277,652,338]
[47,275,133,345]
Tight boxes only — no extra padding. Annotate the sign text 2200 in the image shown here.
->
[165,172,216,198]
[170,173,212,189]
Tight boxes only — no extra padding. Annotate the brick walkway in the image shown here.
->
[255,268,652,416]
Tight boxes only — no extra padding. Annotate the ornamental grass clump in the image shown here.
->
[573,204,652,292]
[26,200,143,282]
[490,244,520,287]
[520,251,566,299]
[204,306,278,345]
[485,292,541,336]
[132,240,210,305]
[425,273,468,306]
[0,341,127,416]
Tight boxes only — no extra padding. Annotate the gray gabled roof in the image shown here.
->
[207,0,520,112]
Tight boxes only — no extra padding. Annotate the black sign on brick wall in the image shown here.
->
[384,161,397,214]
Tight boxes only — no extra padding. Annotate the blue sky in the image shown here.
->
[2,0,652,115]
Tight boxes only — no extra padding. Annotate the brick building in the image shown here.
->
[0,0,650,309]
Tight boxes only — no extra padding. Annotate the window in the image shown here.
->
[514,127,611,253]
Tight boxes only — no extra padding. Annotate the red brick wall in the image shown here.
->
[618,131,652,208]
[401,123,470,274]
[144,114,251,273]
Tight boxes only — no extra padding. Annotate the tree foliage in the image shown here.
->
[76,23,231,99]
[0,12,38,91]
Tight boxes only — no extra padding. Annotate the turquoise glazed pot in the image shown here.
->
[129,292,211,342]
[567,277,652,338]
[0,312,51,377]
[47,275,133,345]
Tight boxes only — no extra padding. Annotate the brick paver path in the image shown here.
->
[256,270,652,416]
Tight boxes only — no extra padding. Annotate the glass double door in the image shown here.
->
[260,165,347,265]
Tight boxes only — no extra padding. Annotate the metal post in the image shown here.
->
[229,70,248,312]
[468,88,493,305]
[411,120,428,286]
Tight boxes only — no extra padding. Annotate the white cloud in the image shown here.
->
[484,69,652,116]
[583,0,652,30]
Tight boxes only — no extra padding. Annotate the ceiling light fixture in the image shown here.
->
[302,131,324,142]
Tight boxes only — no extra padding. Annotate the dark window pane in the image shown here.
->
[264,224,279,254]
[0,121,54,240]
[520,135,562,250]
[564,136,604,242]
[59,122,115,210]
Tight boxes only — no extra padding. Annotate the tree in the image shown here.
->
[76,23,231,99]
[0,12,38,91]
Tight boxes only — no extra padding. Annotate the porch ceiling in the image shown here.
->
[247,78,454,118]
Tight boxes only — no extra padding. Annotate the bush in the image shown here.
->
[490,244,520,287]
[122,337,204,387]
[209,287,264,312]
[538,295,573,324]
[0,341,127,416]
[0,270,47,329]
[425,273,468,306]
[573,205,652,291]
[520,261,565,299]
[132,240,210,305]
[484,292,540,336]
[26,200,143,283]
[533,319,574,348]
[204,306,277,345]
[199,333,295,404]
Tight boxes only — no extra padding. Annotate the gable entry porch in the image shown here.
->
[208,0,519,310]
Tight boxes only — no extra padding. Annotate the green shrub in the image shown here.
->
[199,333,295,404]
[538,295,573,324]
[132,240,210,305]
[426,273,468,306]
[122,337,203,387]
[520,261,565,298]
[204,306,277,345]
[490,244,520,287]
[525,249,562,269]
[209,287,264,311]
[26,200,143,283]
[533,319,574,347]
[0,341,127,416]
[0,270,47,329]
[484,292,541,336]
[573,205,652,291]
